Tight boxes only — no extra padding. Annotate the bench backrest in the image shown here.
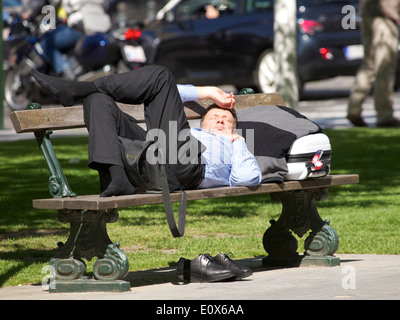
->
[10,93,285,134]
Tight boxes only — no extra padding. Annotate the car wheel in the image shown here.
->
[254,50,277,93]
[254,49,305,97]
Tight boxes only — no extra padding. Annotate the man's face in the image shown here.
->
[201,108,235,134]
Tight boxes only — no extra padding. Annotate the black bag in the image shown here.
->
[118,136,187,238]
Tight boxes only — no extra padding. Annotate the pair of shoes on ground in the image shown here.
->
[176,253,253,283]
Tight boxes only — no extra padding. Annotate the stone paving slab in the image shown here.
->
[0,254,399,300]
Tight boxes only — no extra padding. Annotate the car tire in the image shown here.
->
[254,49,304,96]
[254,49,277,93]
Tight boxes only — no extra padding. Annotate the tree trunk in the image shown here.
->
[274,0,298,109]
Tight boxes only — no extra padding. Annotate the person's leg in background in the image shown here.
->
[347,16,375,127]
[372,16,400,126]
[40,25,83,79]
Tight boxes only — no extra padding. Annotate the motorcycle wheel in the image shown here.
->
[4,62,37,111]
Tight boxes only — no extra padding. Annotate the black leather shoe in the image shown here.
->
[213,253,253,280]
[176,254,236,283]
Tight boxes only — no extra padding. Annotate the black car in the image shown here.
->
[133,0,364,93]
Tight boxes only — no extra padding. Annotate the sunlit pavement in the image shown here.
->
[1,254,399,300]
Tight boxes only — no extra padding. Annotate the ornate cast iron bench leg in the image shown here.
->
[48,209,130,292]
[263,188,340,267]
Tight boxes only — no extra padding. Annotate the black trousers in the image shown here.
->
[83,65,204,190]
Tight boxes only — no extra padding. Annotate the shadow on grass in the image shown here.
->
[0,249,57,287]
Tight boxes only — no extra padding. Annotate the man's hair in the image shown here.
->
[200,104,238,128]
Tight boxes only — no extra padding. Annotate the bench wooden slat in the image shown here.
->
[10,93,285,134]
[32,174,359,211]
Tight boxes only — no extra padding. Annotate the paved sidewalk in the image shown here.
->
[0,254,399,300]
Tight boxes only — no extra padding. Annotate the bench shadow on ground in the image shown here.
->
[125,257,265,288]
[124,256,362,288]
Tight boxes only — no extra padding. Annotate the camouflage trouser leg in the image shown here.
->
[348,16,399,124]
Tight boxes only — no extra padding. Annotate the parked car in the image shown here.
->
[127,0,398,94]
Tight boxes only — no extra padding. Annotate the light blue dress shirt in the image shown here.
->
[177,84,199,103]
[177,84,262,188]
[190,128,262,188]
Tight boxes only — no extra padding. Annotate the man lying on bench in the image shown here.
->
[31,66,262,198]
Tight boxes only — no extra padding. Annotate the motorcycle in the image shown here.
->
[4,17,146,111]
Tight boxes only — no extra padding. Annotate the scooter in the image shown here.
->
[4,17,144,111]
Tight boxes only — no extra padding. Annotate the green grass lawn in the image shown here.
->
[0,128,399,287]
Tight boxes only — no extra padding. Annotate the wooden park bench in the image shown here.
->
[10,93,359,292]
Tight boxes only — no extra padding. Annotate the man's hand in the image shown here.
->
[197,86,235,109]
